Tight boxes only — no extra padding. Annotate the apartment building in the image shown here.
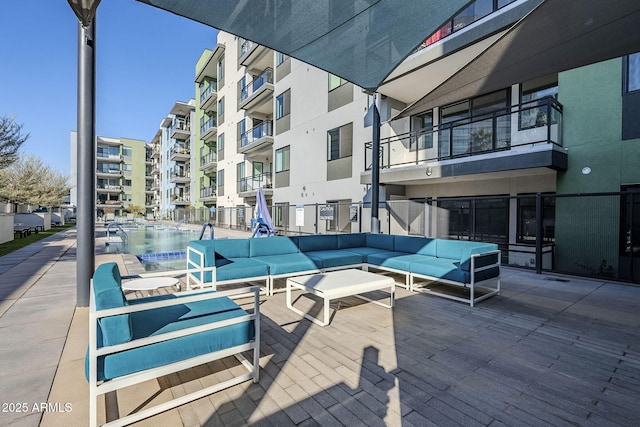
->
[194,32,373,232]
[155,100,196,219]
[70,132,153,218]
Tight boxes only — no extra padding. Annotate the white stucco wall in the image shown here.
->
[0,213,14,244]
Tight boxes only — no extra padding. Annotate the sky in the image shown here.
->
[0,0,218,175]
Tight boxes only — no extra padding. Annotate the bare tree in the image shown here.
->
[0,154,70,210]
[0,115,29,169]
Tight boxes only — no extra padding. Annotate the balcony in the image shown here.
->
[200,81,218,112]
[200,186,217,203]
[238,68,274,115]
[96,167,122,178]
[150,181,161,191]
[238,173,273,198]
[239,39,272,71]
[96,185,122,194]
[362,97,567,185]
[170,170,191,184]
[170,119,191,140]
[200,116,218,143]
[96,199,123,208]
[151,147,160,158]
[171,194,191,206]
[199,151,217,174]
[96,152,121,163]
[170,144,190,161]
[239,121,273,156]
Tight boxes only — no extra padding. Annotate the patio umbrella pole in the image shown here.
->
[76,18,96,307]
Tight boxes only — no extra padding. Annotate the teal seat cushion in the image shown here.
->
[366,251,413,267]
[251,253,317,275]
[90,296,254,381]
[92,263,132,346]
[297,234,338,252]
[210,238,251,259]
[337,233,366,249]
[365,233,395,251]
[250,237,300,257]
[367,253,426,271]
[304,250,364,269]
[394,236,437,257]
[459,244,499,271]
[410,258,469,284]
[341,246,393,258]
[215,257,269,282]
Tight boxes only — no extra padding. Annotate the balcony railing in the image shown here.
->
[239,68,273,103]
[200,186,216,199]
[240,121,273,148]
[170,144,190,157]
[365,96,563,170]
[96,167,121,175]
[200,151,217,167]
[238,172,273,193]
[200,116,217,135]
[170,170,190,180]
[240,39,256,59]
[200,81,217,103]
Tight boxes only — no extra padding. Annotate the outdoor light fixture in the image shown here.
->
[426,167,433,176]
[582,167,592,175]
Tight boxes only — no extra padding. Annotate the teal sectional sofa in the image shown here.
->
[187,233,501,306]
[87,262,260,427]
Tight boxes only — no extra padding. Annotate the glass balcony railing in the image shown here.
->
[239,68,273,103]
[200,81,217,103]
[240,121,273,149]
[170,144,190,157]
[237,172,273,193]
[365,96,562,170]
[200,151,217,167]
[200,186,216,199]
[200,117,217,135]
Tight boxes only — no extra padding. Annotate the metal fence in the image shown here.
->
[163,191,640,284]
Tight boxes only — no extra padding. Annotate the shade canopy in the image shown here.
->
[137,0,472,91]
[397,0,640,118]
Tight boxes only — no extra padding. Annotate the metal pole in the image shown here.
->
[371,94,381,233]
[535,192,543,274]
[76,19,96,307]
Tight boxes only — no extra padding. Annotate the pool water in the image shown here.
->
[104,225,211,271]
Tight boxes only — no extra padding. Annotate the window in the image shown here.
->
[217,97,225,125]
[276,52,287,66]
[327,123,353,161]
[410,112,433,150]
[122,146,132,158]
[453,0,492,32]
[217,169,224,196]
[217,54,224,87]
[328,74,347,91]
[273,202,288,227]
[275,146,290,172]
[626,52,640,93]
[238,119,246,145]
[517,194,555,243]
[276,89,291,119]
[434,196,508,243]
[217,133,224,161]
[521,76,558,129]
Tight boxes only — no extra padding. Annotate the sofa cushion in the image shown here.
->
[214,258,270,282]
[367,251,413,267]
[92,297,254,381]
[250,237,300,257]
[212,238,251,259]
[459,244,499,271]
[251,253,318,275]
[297,234,338,252]
[304,250,364,269]
[337,233,366,249]
[409,258,469,284]
[341,246,393,258]
[365,233,395,251]
[92,263,132,347]
[394,236,437,257]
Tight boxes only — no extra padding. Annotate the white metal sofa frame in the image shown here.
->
[88,284,261,427]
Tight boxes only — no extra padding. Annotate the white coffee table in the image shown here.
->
[122,277,181,296]
[286,269,395,326]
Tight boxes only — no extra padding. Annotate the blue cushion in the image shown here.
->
[338,233,366,249]
[341,246,392,258]
[297,234,338,252]
[211,239,251,259]
[459,244,499,271]
[251,253,317,275]
[304,250,364,269]
[365,233,395,251]
[90,297,254,381]
[367,251,413,267]
[188,240,216,266]
[410,258,469,284]
[367,253,426,271]
[250,237,300,257]
[394,236,437,257]
[92,263,132,347]
[215,258,270,282]
[92,262,122,293]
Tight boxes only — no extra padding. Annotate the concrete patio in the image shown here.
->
[1,227,639,426]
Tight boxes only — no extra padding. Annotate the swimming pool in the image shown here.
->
[104,225,212,271]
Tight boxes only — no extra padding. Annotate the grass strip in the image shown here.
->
[0,224,75,257]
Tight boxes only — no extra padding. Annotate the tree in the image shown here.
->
[0,154,70,210]
[0,115,29,169]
